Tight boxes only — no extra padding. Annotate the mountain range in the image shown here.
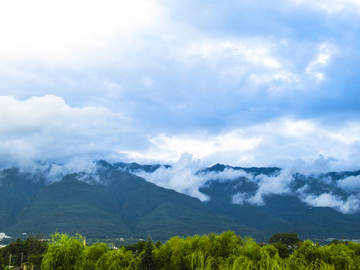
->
[1,160,360,241]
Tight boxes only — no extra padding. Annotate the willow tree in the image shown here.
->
[41,233,85,270]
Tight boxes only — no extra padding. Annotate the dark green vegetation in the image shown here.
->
[1,161,360,241]
[0,164,256,241]
[2,231,360,269]
[0,236,47,269]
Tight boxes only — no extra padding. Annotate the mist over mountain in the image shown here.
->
[122,155,360,215]
[1,158,360,242]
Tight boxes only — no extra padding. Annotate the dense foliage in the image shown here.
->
[2,231,360,269]
[0,236,47,269]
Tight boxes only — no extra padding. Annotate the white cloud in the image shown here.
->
[0,95,130,167]
[5,96,359,176]
[0,233,11,240]
[0,95,123,135]
[0,0,163,66]
[184,40,281,68]
[231,169,295,206]
[306,44,335,82]
[124,118,360,170]
[132,153,360,214]
[124,131,261,164]
[284,156,335,175]
[171,38,300,89]
[292,0,360,14]
[300,193,360,214]
[0,0,166,106]
[232,192,249,205]
[168,36,339,94]
[328,122,360,144]
[134,153,209,201]
[0,0,341,110]
[134,153,252,201]
[247,170,294,205]
[338,175,360,193]
[210,168,251,181]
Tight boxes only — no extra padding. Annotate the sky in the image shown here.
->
[1,0,360,170]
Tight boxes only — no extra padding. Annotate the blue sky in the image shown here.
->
[1,0,360,169]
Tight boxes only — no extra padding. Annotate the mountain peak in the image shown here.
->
[95,160,115,170]
[206,163,227,172]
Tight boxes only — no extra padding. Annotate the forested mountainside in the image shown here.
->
[1,160,360,241]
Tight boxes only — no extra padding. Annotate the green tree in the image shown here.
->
[41,233,85,270]
[289,240,326,269]
[325,243,358,269]
[82,243,108,270]
[24,237,48,268]
[269,232,301,258]
[125,240,146,255]
[0,248,4,270]
[273,242,291,258]
[96,247,135,270]
[139,236,157,270]
[155,236,192,270]
[0,236,47,269]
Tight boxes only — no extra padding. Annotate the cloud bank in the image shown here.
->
[1,95,360,174]
[125,119,360,171]
[131,155,360,214]
[134,153,251,201]
[0,95,131,168]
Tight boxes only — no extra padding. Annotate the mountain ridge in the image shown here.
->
[1,160,360,241]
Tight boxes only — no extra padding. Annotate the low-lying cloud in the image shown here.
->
[244,169,294,206]
[299,193,360,214]
[131,155,360,214]
[337,175,360,193]
[133,153,251,201]
[3,144,360,215]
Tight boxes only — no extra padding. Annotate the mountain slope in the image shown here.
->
[9,174,127,238]
[2,161,360,241]
[199,165,360,239]
[4,164,260,240]
[0,168,44,229]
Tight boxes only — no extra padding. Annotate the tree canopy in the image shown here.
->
[2,231,360,269]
